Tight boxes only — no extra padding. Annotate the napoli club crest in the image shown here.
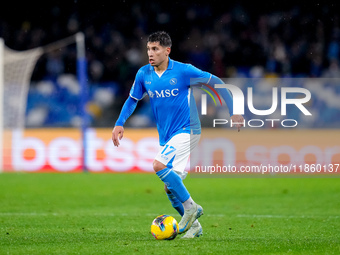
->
[170,78,177,85]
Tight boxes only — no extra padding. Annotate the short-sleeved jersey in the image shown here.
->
[129,58,212,146]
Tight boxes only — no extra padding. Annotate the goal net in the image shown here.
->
[0,33,87,171]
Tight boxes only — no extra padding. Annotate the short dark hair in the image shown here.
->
[147,31,172,48]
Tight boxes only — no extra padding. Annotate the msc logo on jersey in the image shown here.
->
[148,89,179,98]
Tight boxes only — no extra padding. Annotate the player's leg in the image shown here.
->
[154,159,203,234]
[164,184,202,238]
[153,159,192,207]
[164,184,184,216]
[153,133,203,234]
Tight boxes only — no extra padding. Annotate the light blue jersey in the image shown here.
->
[129,58,213,146]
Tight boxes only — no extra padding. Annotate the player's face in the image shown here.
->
[147,42,170,67]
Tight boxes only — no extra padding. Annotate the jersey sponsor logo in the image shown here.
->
[145,81,151,85]
[148,88,179,98]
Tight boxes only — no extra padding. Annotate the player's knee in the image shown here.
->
[153,160,167,172]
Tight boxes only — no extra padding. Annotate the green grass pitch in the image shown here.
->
[0,173,339,254]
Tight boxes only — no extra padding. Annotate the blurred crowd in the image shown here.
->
[1,1,340,128]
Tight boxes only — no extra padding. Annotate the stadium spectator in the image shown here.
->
[1,2,340,127]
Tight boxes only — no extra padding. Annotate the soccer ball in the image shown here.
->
[150,214,179,240]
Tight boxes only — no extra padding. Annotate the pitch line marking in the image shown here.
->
[0,212,338,219]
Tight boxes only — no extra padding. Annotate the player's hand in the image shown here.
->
[112,126,124,147]
[231,115,244,132]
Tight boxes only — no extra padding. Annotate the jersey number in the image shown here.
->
[161,145,176,156]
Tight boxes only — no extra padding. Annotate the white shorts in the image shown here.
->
[154,133,200,180]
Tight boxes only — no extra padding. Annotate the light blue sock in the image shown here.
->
[156,168,190,203]
[166,192,184,216]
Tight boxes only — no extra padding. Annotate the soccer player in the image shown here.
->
[112,31,244,238]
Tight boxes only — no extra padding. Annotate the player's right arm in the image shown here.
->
[112,96,138,147]
[112,126,124,147]
[112,68,146,147]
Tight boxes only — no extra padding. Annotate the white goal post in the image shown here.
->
[0,33,88,172]
[0,38,4,172]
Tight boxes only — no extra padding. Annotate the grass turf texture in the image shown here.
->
[0,173,339,255]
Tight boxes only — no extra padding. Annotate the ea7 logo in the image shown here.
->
[148,89,179,98]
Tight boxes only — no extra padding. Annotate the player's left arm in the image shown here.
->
[186,64,244,131]
[207,75,244,131]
